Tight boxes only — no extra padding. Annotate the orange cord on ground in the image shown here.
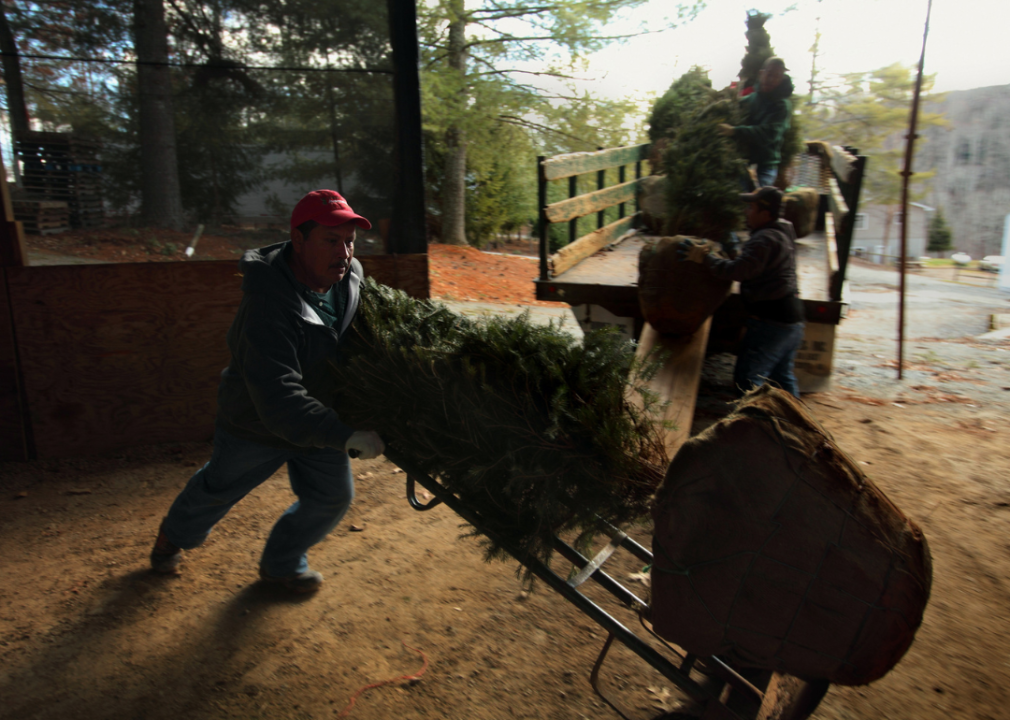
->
[336,641,429,718]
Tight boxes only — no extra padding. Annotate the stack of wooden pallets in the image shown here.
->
[15,131,103,230]
[12,199,70,235]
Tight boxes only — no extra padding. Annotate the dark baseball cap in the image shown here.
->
[740,186,783,215]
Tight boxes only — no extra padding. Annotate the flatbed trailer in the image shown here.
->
[534,142,867,395]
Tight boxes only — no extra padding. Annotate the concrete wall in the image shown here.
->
[919,85,1010,259]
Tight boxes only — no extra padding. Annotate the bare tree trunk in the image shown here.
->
[0,6,30,185]
[441,0,468,246]
[134,0,184,230]
[326,81,344,194]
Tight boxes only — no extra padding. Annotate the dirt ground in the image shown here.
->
[3,232,1010,720]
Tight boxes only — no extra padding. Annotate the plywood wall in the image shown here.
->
[2,252,429,460]
[6,261,242,458]
[0,269,29,460]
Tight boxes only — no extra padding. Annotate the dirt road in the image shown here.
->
[2,256,1010,720]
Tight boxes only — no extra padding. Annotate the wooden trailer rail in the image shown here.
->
[805,142,867,301]
[537,144,650,280]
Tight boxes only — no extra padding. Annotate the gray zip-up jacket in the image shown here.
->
[216,241,361,450]
[702,219,798,304]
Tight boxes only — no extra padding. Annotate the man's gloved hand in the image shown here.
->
[720,232,741,259]
[717,123,736,137]
[676,239,711,264]
[345,430,385,460]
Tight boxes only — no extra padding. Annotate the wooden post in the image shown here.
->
[0,149,31,460]
[568,175,578,246]
[538,156,549,281]
[597,149,606,229]
[635,160,642,213]
[618,165,626,219]
[0,153,27,268]
[386,0,427,255]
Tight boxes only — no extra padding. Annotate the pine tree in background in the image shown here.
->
[927,209,953,257]
[329,279,669,574]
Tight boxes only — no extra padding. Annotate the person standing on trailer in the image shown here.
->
[718,56,795,189]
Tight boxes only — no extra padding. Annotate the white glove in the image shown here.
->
[345,430,385,460]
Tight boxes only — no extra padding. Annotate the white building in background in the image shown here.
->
[999,213,1010,293]
[850,202,936,264]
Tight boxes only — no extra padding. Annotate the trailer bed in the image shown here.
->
[537,230,841,322]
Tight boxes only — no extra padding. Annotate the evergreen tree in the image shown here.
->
[647,66,712,143]
[927,208,953,256]
[419,0,700,246]
[647,66,744,240]
[738,10,772,94]
[662,88,745,240]
[804,63,947,244]
[329,278,669,573]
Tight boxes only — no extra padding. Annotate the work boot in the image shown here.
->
[259,568,323,594]
[150,524,183,574]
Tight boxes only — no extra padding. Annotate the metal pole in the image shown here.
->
[897,0,933,380]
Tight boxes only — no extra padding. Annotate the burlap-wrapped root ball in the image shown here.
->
[650,385,932,686]
[638,236,731,336]
[782,187,819,239]
[637,175,669,235]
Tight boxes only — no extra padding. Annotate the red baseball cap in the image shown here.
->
[290,189,372,231]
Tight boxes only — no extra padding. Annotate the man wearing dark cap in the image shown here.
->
[149,189,385,593]
[679,186,805,398]
[718,56,794,189]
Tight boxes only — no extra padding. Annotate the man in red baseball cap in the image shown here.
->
[149,189,384,594]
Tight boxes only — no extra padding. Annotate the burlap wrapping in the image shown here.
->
[637,176,669,235]
[782,188,819,239]
[638,236,731,336]
[650,386,932,686]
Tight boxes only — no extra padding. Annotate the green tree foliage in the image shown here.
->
[330,277,668,573]
[2,0,682,242]
[927,208,953,255]
[739,10,772,93]
[646,65,744,239]
[662,89,745,240]
[420,0,700,246]
[804,63,947,241]
[647,66,711,143]
[237,0,397,223]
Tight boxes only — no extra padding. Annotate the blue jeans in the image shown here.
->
[161,424,354,578]
[755,164,779,188]
[739,164,779,191]
[734,318,805,398]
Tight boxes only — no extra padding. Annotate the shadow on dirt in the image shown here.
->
[0,567,319,720]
